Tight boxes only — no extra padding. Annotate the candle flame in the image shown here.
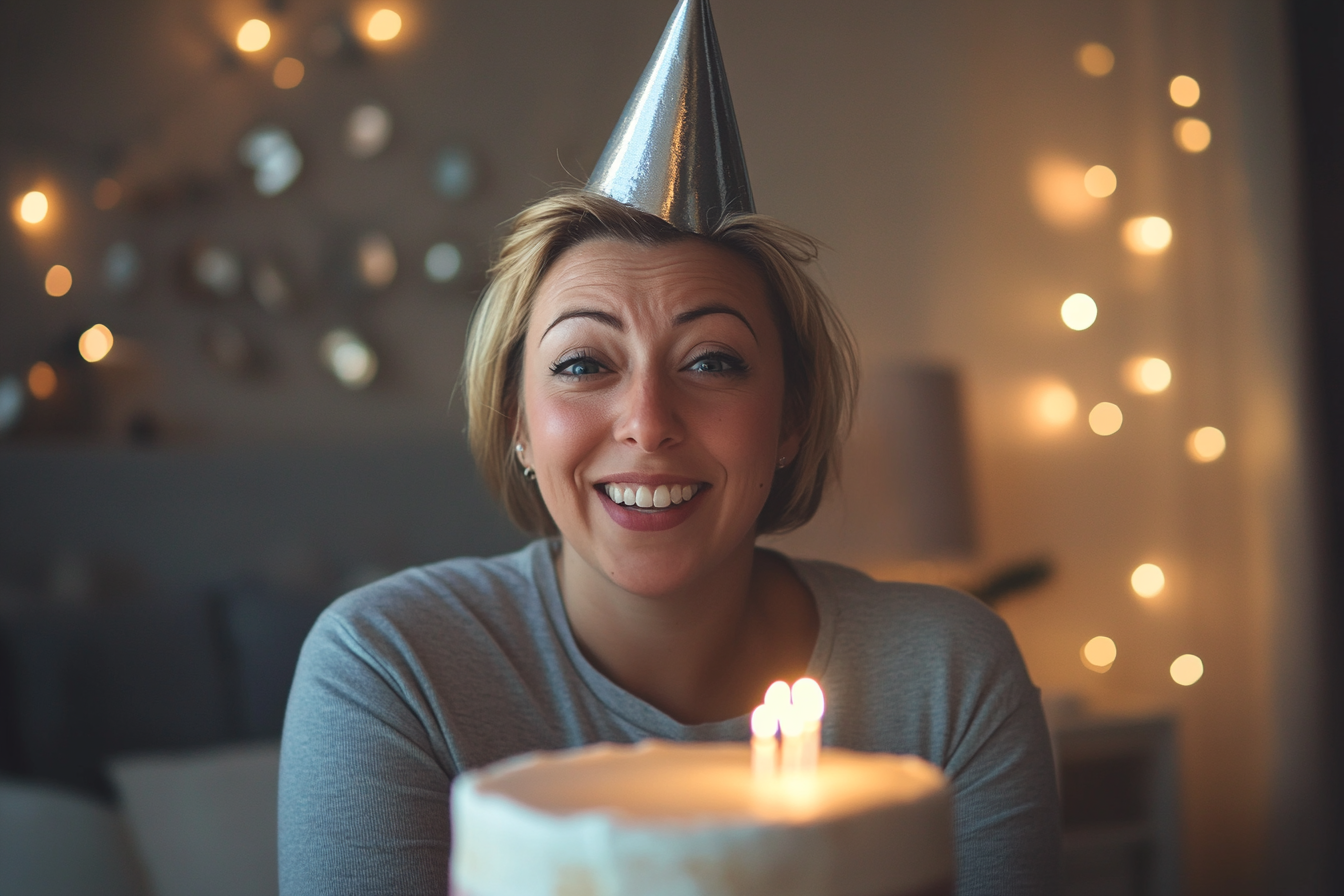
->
[763,680,792,712]
[750,705,778,739]
[790,677,824,722]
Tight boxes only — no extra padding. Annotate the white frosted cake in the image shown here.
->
[450,741,953,896]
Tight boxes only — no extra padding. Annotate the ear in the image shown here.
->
[777,426,802,469]
[511,413,532,469]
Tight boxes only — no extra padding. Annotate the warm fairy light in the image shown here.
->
[1174,117,1211,153]
[45,265,73,297]
[78,324,114,363]
[1076,43,1114,77]
[27,362,57,399]
[1089,402,1123,436]
[1060,293,1097,331]
[1187,426,1226,462]
[366,9,402,41]
[93,178,122,210]
[1170,654,1204,686]
[1030,156,1104,229]
[1169,75,1201,107]
[1131,563,1165,598]
[1123,216,1172,254]
[1033,382,1077,429]
[1083,165,1117,198]
[273,57,305,89]
[1126,356,1172,394]
[17,190,48,225]
[356,231,397,288]
[236,19,271,52]
[1082,636,1117,672]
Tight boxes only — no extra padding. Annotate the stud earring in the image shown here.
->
[515,443,536,480]
[777,455,789,469]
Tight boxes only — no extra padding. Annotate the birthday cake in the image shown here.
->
[449,740,953,896]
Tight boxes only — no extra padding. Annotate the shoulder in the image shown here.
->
[303,540,549,668]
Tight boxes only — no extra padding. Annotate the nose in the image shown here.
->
[613,367,683,452]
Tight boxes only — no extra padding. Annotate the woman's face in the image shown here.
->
[518,237,798,597]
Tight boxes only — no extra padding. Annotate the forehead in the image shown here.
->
[531,237,769,319]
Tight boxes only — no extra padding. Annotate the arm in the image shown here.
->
[279,610,454,896]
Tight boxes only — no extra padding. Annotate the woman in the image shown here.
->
[279,3,1058,893]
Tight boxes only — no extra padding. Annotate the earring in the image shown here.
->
[777,455,789,469]
[515,443,536,480]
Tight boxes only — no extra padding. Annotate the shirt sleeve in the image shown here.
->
[278,608,454,896]
[945,664,1061,895]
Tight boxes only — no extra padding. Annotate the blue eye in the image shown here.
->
[686,352,746,374]
[550,355,605,377]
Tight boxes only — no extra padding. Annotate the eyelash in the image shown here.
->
[547,351,748,378]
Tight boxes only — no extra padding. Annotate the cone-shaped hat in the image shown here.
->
[586,0,754,234]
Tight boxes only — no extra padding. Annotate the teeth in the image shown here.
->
[603,482,700,507]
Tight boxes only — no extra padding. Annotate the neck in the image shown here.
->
[556,536,818,725]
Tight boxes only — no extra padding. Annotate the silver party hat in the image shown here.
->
[586,0,754,234]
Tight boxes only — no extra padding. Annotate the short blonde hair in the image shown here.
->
[462,189,857,536]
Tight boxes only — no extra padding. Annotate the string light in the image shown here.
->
[1125,356,1172,394]
[78,324,114,363]
[1088,402,1123,436]
[1083,165,1117,198]
[1060,293,1097,331]
[1081,636,1116,672]
[27,362,57,399]
[1170,654,1204,686]
[1123,216,1172,254]
[1169,75,1200,107]
[16,190,48,226]
[237,19,271,52]
[1131,563,1165,598]
[1186,426,1226,462]
[367,9,402,41]
[45,265,73,297]
[1032,381,1077,430]
[273,57,305,89]
[1174,117,1211,153]
[1076,43,1114,77]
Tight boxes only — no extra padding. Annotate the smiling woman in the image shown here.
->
[278,1,1059,893]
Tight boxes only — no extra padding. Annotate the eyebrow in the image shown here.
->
[539,304,758,343]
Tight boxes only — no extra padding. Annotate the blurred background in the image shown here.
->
[0,0,1339,894]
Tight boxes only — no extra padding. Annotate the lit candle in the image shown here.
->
[791,677,825,773]
[778,702,805,775]
[750,704,779,779]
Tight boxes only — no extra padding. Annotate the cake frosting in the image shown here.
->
[450,741,953,896]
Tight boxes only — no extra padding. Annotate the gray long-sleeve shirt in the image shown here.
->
[279,540,1060,895]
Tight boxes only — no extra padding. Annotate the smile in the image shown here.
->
[601,482,701,509]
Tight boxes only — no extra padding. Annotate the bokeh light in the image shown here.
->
[1082,636,1117,672]
[0,376,22,433]
[27,362,57,400]
[45,264,72,297]
[1083,165,1117,198]
[93,178,122,210]
[425,242,463,283]
[1187,426,1227,462]
[1123,216,1173,254]
[1032,381,1077,430]
[237,19,271,52]
[16,190,48,225]
[1131,563,1165,598]
[1089,402,1123,436]
[367,9,402,41]
[1126,356,1172,394]
[1174,117,1212,153]
[1170,654,1204,686]
[273,57,305,89]
[238,127,303,196]
[1030,156,1105,229]
[1076,43,1114,77]
[78,324,114,363]
[104,242,141,293]
[346,104,392,158]
[1060,293,1098,331]
[356,232,397,289]
[321,329,378,388]
[1169,75,1201,107]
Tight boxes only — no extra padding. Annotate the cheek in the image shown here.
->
[524,385,608,464]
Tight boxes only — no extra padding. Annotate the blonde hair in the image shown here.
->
[462,189,858,536]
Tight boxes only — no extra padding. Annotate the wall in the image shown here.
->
[0,0,1321,891]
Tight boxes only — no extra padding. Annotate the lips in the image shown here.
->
[594,476,707,532]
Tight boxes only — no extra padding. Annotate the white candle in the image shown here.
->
[750,705,779,779]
